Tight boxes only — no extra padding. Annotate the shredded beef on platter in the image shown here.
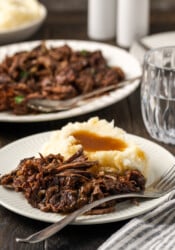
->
[0,42,125,115]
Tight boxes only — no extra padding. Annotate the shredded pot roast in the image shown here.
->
[0,148,146,215]
[0,42,125,115]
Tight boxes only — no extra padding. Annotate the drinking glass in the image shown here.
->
[141,46,175,144]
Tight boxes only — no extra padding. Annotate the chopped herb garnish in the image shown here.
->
[80,50,88,56]
[91,68,96,75]
[14,95,24,104]
[19,70,29,79]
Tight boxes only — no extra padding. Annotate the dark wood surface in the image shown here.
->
[0,10,175,250]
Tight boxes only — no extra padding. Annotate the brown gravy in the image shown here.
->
[72,130,127,152]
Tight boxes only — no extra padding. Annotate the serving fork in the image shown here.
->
[16,164,175,244]
[27,75,141,112]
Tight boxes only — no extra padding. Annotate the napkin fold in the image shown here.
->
[98,191,175,250]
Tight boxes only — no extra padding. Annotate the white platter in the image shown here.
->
[0,40,142,122]
[141,31,175,49]
[130,31,175,64]
[0,131,174,224]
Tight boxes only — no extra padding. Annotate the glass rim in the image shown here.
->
[144,46,175,71]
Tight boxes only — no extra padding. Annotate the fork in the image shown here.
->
[27,76,141,112]
[16,164,175,244]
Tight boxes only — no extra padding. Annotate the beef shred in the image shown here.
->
[0,148,146,215]
[0,42,125,115]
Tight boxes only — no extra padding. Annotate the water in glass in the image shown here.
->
[141,47,175,144]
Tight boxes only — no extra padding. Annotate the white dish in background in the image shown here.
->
[130,31,175,64]
[0,3,47,45]
[0,131,174,224]
[141,31,175,48]
[0,40,142,123]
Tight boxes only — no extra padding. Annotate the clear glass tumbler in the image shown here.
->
[141,46,175,144]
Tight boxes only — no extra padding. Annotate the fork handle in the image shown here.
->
[28,75,141,112]
[16,192,155,244]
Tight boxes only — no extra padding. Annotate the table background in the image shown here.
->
[0,4,175,250]
[40,0,175,12]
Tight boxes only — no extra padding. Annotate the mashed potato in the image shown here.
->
[42,117,147,176]
[0,0,43,30]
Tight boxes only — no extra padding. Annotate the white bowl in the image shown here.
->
[0,4,47,45]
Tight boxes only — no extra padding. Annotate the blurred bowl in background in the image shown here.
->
[0,3,47,45]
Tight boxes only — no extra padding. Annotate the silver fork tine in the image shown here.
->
[158,166,175,190]
[153,168,173,189]
[152,165,175,190]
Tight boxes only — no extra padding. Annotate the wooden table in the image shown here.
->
[0,10,175,250]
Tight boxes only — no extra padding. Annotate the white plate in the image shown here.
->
[0,40,141,123]
[0,4,47,45]
[130,31,175,64]
[141,31,175,49]
[0,131,174,224]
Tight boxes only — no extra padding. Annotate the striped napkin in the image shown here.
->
[98,191,175,250]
